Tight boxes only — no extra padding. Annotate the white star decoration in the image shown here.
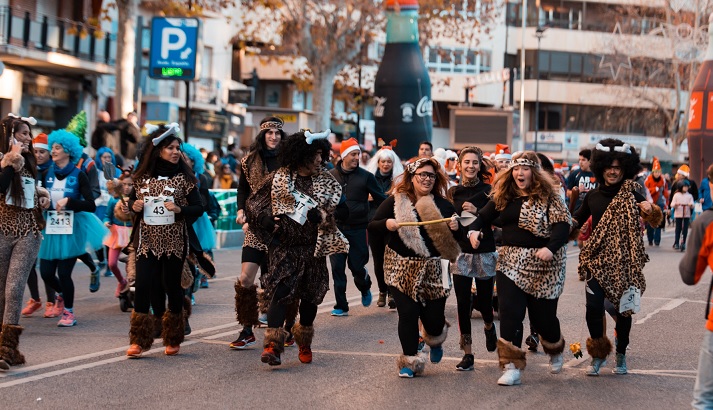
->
[599,23,633,80]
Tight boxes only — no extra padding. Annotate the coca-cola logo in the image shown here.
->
[374,97,387,118]
[416,96,432,117]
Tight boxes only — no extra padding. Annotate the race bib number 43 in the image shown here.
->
[46,210,74,234]
[144,196,175,226]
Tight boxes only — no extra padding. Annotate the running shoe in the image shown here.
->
[21,298,42,316]
[330,309,349,317]
[51,295,65,317]
[89,269,100,293]
[57,309,76,327]
[261,343,281,366]
[456,354,474,371]
[284,332,295,347]
[377,292,387,307]
[258,312,268,325]
[43,302,57,318]
[361,290,372,307]
[229,330,256,350]
[200,276,209,289]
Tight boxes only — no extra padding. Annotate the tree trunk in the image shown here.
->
[113,0,137,118]
[311,66,340,132]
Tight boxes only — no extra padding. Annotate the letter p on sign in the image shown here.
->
[161,28,187,59]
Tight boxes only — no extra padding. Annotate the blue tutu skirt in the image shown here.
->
[95,205,108,222]
[39,212,109,260]
[193,212,216,251]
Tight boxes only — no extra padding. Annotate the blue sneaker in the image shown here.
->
[330,309,349,317]
[417,336,425,352]
[398,367,414,378]
[430,346,443,363]
[89,269,100,293]
[361,290,372,307]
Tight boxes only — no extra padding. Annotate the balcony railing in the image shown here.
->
[141,76,221,106]
[0,6,115,65]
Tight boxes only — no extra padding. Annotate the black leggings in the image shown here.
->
[390,286,447,356]
[134,254,185,316]
[368,234,388,294]
[453,275,494,342]
[27,262,55,303]
[40,258,77,309]
[266,282,318,328]
[496,271,561,348]
[585,275,632,354]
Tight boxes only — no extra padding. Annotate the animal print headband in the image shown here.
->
[260,119,284,130]
[509,158,540,169]
[406,157,432,174]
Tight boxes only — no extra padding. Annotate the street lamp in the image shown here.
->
[534,26,548,152]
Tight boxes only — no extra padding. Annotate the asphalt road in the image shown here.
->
[0,229,706,409]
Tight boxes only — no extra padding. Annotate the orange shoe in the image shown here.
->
[21,298,42,316]
[298,345,312,364]
[164,345,180,356]
[261,343,282,366]
[43,302,58,318]
[126,344,143,358]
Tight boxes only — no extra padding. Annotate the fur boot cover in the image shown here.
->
[291,323,314,347]
[642,203,664,228]
[414,196,461,262]
[540,334,566,355]
[0,151,24,172]
[285,299,300,326]
[586,336,613,360]
[257,288,269,314]
[0,324,25,366]
[421,322,450,348]
[129,312,156,350]
[234,282,259,326]
[161,311,185,347]
[396,353,427,375]
[497,338,526,370]
[263,328,286,354]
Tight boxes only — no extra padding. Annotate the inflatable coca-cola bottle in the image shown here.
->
[373,0,433,159]
[687,13,713,183]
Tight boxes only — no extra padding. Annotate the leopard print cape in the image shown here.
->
[384,246,450,303]
[0,167,42,238]
[578,180,648,317]
[518,193,572,237]
[271,167,348,257]
[134,173,195,259]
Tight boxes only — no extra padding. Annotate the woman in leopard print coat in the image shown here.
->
[368,157,463,378]
[469,151,571,386]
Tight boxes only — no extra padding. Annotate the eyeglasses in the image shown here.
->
[415,172,437,181]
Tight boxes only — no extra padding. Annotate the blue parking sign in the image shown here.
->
[149,17,201,80]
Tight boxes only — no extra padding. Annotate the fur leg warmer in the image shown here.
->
[540,334,566,355]
[586,336,613,360]
[0,325,25,366]
[421,322,450,348]
[396,353,427,375]
[292,323,314,348]
[263,328,286,354]
[257,288,269,315]
[497,338,526,370]
[161,311,185,347]
[129,312,155,350]
[234,282,259,326]
[1,151,24,172]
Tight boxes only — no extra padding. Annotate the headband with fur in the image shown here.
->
[260,119,284,130]
[509,158,540,169]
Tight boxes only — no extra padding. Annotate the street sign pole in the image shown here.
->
[185,80,190,141]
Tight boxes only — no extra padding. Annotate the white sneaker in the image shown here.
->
[497,363,521,386]
[549,353,564,374]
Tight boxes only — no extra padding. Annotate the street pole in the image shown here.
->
[185,0,192,141]
[534,26,547,153]
[519,0,527,151]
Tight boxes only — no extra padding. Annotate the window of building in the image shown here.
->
[425,46,490,74]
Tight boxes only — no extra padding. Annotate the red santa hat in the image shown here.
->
[652,157,661,172]
[33,133,48,150]
[340,138,360,159]
[494,144,511,160]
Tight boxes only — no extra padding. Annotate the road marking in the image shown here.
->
[635,298,686,324]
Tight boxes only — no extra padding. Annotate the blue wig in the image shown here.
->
[181,143,205,175]
[95,147,116,171]
[48,129,83,165]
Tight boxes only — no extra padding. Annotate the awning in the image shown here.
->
[641,144,675,162]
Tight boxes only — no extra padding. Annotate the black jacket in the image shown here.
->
[330,162,387,229]
[449,182,495,253]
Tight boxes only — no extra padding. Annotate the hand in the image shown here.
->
[164,201,181,213]
[469,231,481,249]
[700,198,705,203]
[104,222,111,228]
[39,197,50,209]
[386,218,400,232]
[461,201,477,214]
[132,200,144,212]
[535,247,553,261]
[236,209,246,224]
[271,216,280,233]
[448,216,459,231]
[242,222,249,232]
[638,201,652,215]
[10,141,23,155]
[119,202,129,214]
[55,197,68,211]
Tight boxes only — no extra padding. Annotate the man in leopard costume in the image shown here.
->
[573,138,662,376]
[247,129,347,366]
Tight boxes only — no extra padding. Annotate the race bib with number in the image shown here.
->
[286,192,317,225]
[5,176,35,209]
[619,286,641,314]
[143,196,175,226]
[46,210,74,234]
